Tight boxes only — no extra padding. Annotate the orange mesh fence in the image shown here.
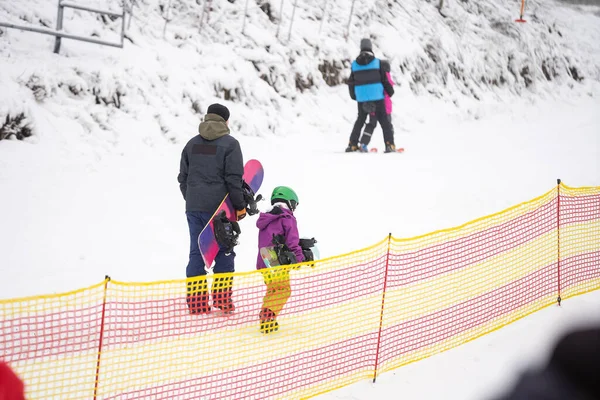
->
[1,182,599,399]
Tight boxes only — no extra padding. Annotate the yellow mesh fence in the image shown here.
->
[1,183,598,399]
[558,184,600,300]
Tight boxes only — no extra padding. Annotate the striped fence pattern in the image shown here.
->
[1,182,599,399]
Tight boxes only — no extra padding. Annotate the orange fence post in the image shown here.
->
[373,233,392,383]
[556,180,562,306]
[515,0,527,22]
[93,276,110,400]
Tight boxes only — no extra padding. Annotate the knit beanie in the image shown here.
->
[207,103,230,121]
[360,38,373,52]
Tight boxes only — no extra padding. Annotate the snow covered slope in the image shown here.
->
[1,0,599,146]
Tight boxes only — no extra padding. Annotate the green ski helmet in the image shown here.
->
[271,186,299,211]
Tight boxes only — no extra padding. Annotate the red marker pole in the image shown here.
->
[515,0,527,22]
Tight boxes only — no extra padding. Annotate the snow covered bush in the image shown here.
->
[24,74,54,102]
[318,59,350,86]
[0,113,32,141]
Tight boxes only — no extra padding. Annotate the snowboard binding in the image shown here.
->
[299,237,318,262]
[271,234,297,265]
[213,211,241,252]
[270,236,318,266]
[242,180,263,216]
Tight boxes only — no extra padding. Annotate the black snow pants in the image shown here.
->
[349,100,394,146]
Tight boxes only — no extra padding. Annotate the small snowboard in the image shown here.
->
[260,239,320,268]
[199,159,264,271]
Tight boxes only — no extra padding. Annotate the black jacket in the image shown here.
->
[178,114,246,213]
[347,52,394,100]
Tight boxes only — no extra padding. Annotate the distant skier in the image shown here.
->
[255,186,314,334]
[358,60,394,152]
[177,103,247,314]
[346,38,397,153]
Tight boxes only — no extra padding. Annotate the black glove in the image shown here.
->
[242,180,262,216]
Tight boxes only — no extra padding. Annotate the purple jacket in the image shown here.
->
[256,206,304,269]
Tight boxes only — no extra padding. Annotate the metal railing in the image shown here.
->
[0,0,127,53]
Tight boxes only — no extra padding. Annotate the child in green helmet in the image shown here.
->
[255,186,307,334]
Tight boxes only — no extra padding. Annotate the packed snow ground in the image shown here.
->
[0,100,599,398]
[0,94,598,299]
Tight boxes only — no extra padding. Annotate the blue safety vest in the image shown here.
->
[351,58,384,102]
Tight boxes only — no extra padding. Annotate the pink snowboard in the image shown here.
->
[198,159,264,270]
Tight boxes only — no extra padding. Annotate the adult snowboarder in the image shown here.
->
[358,60,394,152]
[178,103,247,314]
[346,38,397,153]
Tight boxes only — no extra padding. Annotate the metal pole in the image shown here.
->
[275,0,284,38]
[61,1,123,17]
[286,0,298,42]
[199,0,208,33]
[242,0,250,35]
[345,0,356,41]
[556,179,562,306]
[127,0,135,30]
[54,0,64,53]
[162,0,172,39]
[318,0,330,35]
[0,22,124,47]
[373,234,392,383]
[120,2,126,45]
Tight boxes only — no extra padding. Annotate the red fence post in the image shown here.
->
[373,233,392,383]
[94,275,110,400]
[556,180,562,306]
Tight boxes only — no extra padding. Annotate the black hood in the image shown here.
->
[356,51,375,66]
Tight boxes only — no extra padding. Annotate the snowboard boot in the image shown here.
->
[259,308,279,334]
[187,280,211,314]
[345,144,359,152]
[212,290,235,313]
[212,276,235,313]
[384,142,396,153]
[187,294,211,314]
[359,143,369,153]
[185,293,210,314]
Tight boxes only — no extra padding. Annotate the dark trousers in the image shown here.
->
[186,211,235,277]
[349,100,394,146]
[186,211,235,313]
[360,113,392,146]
